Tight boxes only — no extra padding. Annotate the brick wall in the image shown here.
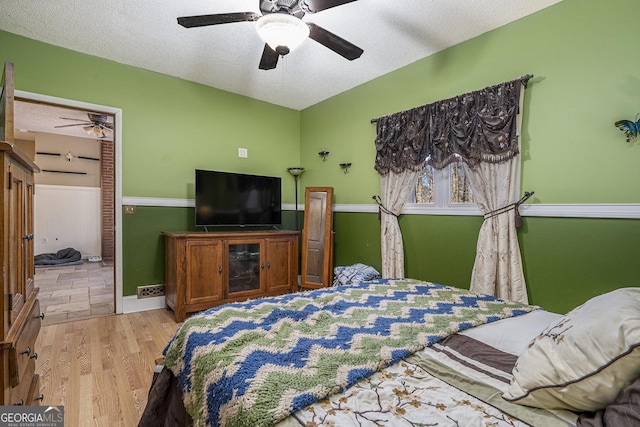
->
[100,140,114,264]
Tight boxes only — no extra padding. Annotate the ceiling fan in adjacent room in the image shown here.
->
[55,113,113,138]
[177,0,363,70]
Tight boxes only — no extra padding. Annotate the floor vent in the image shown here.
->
[137,284,165,299]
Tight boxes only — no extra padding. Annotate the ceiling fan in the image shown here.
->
[177,0,363,70]
[55,113,113,138]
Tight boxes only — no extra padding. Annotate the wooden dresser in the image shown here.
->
[164,231,299,322]
[1,62,43,406]
[0,142,43,406]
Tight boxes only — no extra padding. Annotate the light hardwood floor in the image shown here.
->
[35,308,181,426]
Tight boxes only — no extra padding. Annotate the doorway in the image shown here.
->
[13,92,122,324]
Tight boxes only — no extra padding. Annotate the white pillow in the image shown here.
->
[503,287,640,412]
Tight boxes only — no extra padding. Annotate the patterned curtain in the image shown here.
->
[462,156,528,303]
[373,76,531,301]
[374,76,530,174]
[379,169,420,278]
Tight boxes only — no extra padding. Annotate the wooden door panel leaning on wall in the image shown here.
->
[300,186,333,290]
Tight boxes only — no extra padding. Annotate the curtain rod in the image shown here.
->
[370,74,534,124]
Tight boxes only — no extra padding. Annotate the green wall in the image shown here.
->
[3,0,640,313]
[300,0,640,203]
[519,217,640,310]
[332,212,640,313]
[0,30,301,200]
[0,30,301,297]
[300,0,640,313]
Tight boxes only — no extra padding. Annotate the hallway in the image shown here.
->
[34,260,114,325]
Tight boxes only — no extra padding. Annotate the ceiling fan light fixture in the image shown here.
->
[256,13,309,55]
[83,124,110,138]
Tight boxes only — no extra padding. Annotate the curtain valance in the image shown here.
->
[373,75,532,175]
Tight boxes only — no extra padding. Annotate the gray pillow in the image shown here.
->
[577,375,640,427]
[332,263,380,286]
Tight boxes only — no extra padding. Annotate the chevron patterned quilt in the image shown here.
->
[162,278,538,427]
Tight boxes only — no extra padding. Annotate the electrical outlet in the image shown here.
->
[124,205,136,215]
[238,148,248,158]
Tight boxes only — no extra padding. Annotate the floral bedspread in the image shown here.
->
[282,359,522,427]
[278,334,577,427]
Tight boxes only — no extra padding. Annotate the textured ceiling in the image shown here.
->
[1,0,561,112]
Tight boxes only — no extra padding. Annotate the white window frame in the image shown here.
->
[404,164,482,217]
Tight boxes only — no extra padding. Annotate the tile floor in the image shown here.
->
[34,260,115,325]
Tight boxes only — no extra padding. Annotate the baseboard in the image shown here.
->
[122,294,166,313]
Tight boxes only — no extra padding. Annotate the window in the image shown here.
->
[414,163,434,204]
[407,160,480,216]
[449,162,474,204]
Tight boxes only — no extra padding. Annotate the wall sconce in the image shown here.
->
[615,114,640,142]
[318,149,330,161]
[339,162,352,174]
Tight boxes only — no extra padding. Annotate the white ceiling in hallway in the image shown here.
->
[14,101,114,143]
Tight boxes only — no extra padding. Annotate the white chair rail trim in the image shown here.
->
[122,197,640,219]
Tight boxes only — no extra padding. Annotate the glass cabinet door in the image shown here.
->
[227,242,261,295]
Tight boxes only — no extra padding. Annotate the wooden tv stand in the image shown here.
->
[163,230,299,322]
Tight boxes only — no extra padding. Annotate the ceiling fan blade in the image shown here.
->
[54,123,87,128]
[177,12,260,28]
[302,0,358,13]
[307,23,363,60]
[259,44,280,70]
[59,117,88,122]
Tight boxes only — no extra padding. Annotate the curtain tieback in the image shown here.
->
[372,195,398,220]
[483,191,534,228]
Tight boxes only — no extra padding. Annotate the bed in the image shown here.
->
[139,279,640,427]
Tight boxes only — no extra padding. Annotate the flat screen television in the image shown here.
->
[195,169,282,228]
